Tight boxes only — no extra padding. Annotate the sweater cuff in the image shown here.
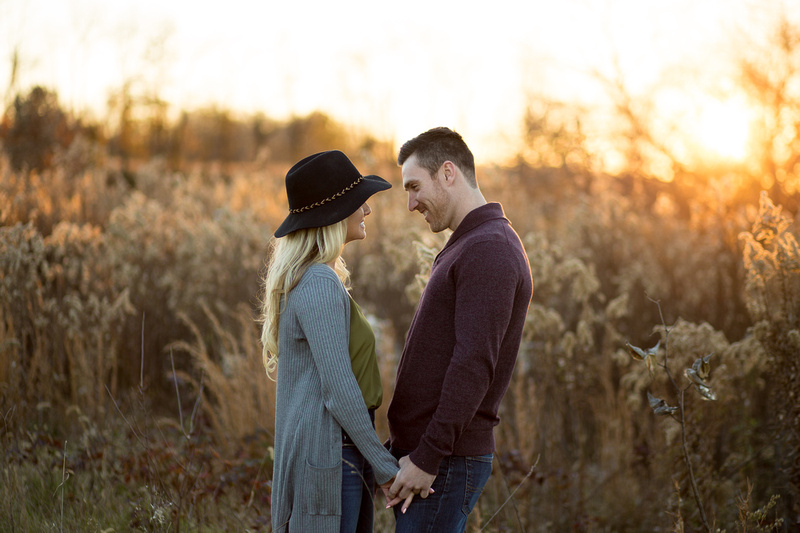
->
[409,441,444,476]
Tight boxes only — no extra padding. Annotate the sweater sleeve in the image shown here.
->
[294,269,399,484]
[410,239,520,474]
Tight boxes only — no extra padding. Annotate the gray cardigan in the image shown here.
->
[271,264,399,532]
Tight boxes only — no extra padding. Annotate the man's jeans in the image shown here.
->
[340,444,375,533]
[391,448,493,533]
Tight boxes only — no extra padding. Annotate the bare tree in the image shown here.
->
[737,14,800,213]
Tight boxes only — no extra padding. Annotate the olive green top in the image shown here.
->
[348,296,383,409]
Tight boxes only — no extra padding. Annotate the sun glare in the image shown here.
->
[692,97,754,161]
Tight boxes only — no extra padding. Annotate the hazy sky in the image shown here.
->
[0,0,795,162]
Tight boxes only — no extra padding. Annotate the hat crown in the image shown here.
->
[285,150,362,213]
[273,150,391,238]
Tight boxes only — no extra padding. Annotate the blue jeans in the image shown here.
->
[340,444,375,533]
[391,448,493,533]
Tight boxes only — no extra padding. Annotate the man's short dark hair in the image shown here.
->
[397,127,477,188]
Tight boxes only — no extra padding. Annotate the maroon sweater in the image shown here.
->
[388,202,533,475]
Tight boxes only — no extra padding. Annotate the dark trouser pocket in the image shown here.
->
[461,453,493,516]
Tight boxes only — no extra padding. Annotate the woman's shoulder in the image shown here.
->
[295,264,346,299]
[287,264,350,324]
[301,263,340,284]
[306,262,337,277]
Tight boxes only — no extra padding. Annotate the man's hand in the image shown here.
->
[385,456,436,513]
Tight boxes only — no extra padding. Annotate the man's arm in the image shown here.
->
[389,241,520,506]
[409,241,519,473]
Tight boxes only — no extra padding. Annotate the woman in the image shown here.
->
[260,150,398,532]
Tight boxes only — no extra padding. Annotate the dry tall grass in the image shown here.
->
[1,146,799,530]
[169,302,276,450]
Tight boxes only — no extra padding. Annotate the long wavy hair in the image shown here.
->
[260,219,349,378]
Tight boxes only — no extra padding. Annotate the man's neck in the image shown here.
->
[449,191,487,232]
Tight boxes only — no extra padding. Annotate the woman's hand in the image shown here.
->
[378,479,395,502]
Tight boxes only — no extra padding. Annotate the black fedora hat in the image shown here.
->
[274,150,391,238]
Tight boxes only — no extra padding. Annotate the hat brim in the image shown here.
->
[274,174,391,238]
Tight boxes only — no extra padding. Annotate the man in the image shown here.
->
[386,127,533,532]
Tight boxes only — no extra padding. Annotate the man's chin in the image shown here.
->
[421,213,444,232]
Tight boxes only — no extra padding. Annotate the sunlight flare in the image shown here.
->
[692,96,754,161]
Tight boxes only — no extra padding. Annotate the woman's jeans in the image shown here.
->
[340,444,375,533]
[391,448,493,533]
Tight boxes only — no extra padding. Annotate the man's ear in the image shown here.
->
[442,161,456,185]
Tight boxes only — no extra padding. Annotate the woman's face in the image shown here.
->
[344,202,372,244]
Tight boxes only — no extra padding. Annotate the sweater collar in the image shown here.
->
[444,202,507,247]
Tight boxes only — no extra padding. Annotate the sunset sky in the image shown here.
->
[0,0,797,163]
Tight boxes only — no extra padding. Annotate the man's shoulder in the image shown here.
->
[452,219,530,281]
[459,218,524,252]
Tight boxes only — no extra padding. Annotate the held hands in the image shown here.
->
[384,455,436,514]
[378,480,394,501]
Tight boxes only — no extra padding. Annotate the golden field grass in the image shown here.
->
[1,133,799,531]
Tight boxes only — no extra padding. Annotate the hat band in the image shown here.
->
[289,175,363,214]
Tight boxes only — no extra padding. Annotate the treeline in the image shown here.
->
[1,85,391,177]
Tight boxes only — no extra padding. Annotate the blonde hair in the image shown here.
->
[260,219,349,378]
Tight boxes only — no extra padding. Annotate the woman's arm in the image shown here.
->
[295,268,398,483]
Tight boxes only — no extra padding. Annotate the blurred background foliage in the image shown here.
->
[2,15,800,533]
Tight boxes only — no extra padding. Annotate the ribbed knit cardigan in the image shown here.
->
[271,264,399,532]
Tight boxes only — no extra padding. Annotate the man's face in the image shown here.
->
[402,154,451,233]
